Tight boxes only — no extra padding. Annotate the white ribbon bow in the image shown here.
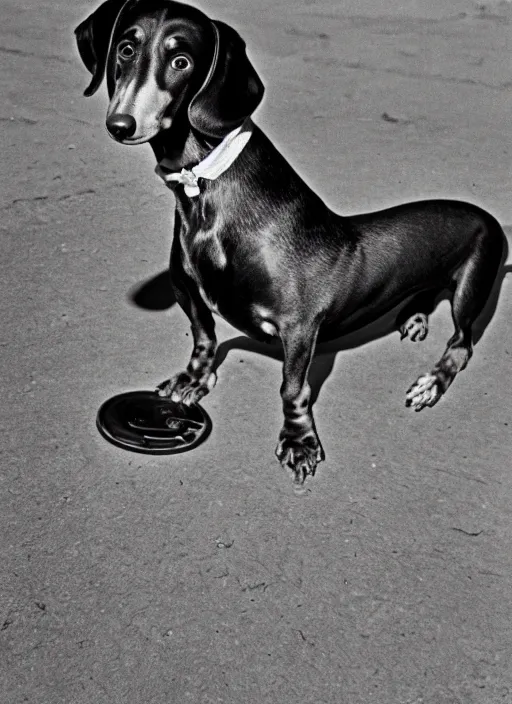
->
[155,119,254,198]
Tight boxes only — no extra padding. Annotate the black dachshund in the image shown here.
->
[75,0,505,484]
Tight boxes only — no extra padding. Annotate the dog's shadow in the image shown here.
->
[129,257,511,406]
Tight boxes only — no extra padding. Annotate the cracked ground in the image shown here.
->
[1,0,511,702]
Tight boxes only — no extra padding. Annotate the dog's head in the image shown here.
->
[75,0,264,144]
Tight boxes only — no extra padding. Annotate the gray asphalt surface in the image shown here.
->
[1,0,511,702]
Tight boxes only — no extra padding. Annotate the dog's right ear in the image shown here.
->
[74,0,131,96]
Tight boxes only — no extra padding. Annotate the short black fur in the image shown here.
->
[75,0,506,484]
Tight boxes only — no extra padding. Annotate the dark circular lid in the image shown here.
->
[96,390,212,454]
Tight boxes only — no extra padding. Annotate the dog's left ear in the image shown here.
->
[74,0,131,97]
[188,21,265,140]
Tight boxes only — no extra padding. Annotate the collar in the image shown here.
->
[155,119,254,198]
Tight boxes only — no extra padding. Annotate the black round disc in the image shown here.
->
[96,390,212,454]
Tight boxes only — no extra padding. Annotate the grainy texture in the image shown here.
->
[1,0,511,702]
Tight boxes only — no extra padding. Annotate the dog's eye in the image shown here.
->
[171,55,191,71]
[118,42,135,60]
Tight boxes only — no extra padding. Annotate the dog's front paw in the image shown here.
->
[405,372,442,411]
[157,370,217,405]
[275,432,325,485]
[399,313,428,342]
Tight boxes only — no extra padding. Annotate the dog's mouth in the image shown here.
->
[105,111,166,145]
[106,128,157,145]
[116,136,151,145]
[106,104,178,144]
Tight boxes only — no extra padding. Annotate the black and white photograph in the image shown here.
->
[1,0,511,701]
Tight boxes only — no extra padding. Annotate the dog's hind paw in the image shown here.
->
[400,313,428,342]
[405,372,442,411]
[157,370,216,406]
[275,433,325,485]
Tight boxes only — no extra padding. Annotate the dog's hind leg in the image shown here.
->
[405,222,504,411]
[275,318,325,485]
[396,289,440,342]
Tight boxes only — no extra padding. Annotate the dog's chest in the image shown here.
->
[175,199,278,339]
[177,202,229,312]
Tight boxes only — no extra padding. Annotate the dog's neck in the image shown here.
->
[154,120,254,198]
[150,113,221,172]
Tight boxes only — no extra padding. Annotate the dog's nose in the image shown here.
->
[106,113,136,140]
